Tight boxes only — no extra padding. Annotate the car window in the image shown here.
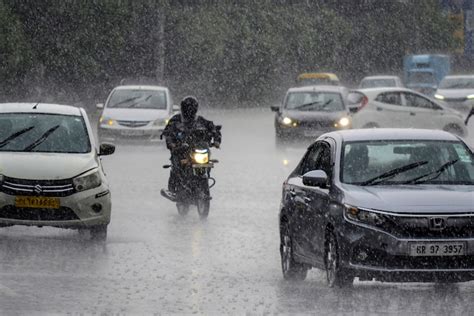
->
[0,113,91,153]
[297,142,332,176]
[375,92,402,106]
[403,92,438,110]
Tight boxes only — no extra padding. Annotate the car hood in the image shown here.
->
[0,152,98,180]
[281,110,348,122]
[436,88,474,99]
[102,108,169,121]
[341,184,474,213]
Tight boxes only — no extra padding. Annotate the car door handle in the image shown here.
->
[410,112,416,116]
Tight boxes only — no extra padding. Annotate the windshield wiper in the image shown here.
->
[360,160,428,186]
[0,126,35,149]
[403,159,459,185]
[111,96,141,108]
[293,100,322,110]
[128,94,152,108]
[23,125,60,151]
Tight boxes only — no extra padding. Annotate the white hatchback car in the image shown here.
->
[0,103,115,240]
[351,87,468,137]
[97,85,175,142]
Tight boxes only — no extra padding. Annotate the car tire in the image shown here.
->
[280,222,308,281]
[90,225,108,242]
[325,232,353,287]
[443,124,464,137]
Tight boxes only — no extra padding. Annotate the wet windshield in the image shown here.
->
[341,140,474,185]
[285,92,345,112]
[0,113,91,153]
[439,77,474,89]
[107,90,167,109]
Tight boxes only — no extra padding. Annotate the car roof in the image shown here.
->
[287,85,347,93]
[442,75,474,80]
[113,85,168,91]
[297,73,339,80]
[361,75,400,80]
[320,128,460,143]
[0,103,82,116]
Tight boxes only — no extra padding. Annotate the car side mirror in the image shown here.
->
[96,103,104,109]
[270,105,280,112]
[348,105,359,113]
[465,106,474,125]
[302,170,328,188]
[173,105,180,112]
[99,143,115,156]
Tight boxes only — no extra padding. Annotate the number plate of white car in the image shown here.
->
[409,242,466,256]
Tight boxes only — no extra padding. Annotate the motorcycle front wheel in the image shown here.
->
[176,202,190,216]
[197,199,210,219]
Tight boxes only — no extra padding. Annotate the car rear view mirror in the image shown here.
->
[96,103,104,109]
[99,143,115,156]
[302,170,328,188]
[348,105,359,113]
[270,105,280,112]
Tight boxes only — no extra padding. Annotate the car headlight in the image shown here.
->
[335,117,351,128]
[192,149,209,164]
[99,117,115,126]
[434,94,445,100]
[153,118,169,127]
[467,94,474,100]
[73,169,102,192]
[344,205,386,227]
[280,117,297,127]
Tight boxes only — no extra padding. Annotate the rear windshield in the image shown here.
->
[285,92,345,112]
[107,89,167,109]
[0,113,91,153]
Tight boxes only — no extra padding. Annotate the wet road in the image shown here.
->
[0,108,474,314]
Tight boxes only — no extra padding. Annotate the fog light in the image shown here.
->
[357,251,368,261]
[92,203,102,213]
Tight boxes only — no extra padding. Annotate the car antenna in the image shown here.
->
[32,101,40,109]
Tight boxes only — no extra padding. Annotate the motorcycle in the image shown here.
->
[161,125,220,219]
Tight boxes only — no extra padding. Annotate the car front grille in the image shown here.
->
[298,120,334,129]
[117,120,150,128]
[379,212,474,239]
[1,177,75,197]
[0,205,79,221]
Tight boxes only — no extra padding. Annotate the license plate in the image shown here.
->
[15,196,60,209]
[409,242,466,256]
[303,130,323,137]
[121,130,145,136]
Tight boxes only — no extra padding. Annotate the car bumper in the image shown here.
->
[98,126,164,142]
[0,185,111,229]
[338,221,474,281]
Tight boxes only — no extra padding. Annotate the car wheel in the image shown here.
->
[280,222,308,281]
[90,225,107,241]
[443,124,464,137]
[325,232,353,287]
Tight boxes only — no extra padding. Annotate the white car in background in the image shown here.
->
[435,75,474,113]
[97,85,175,142]
[351,87,468,137]
[0,103,115,240]
[358,75,404,89]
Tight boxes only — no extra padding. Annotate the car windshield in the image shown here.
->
[359,78,396,88]
[107,89,167,109]
[408,72,435,84]
[0,113,91,153]
[439,77,474,89]
[341,140,474,185]
[285,92,345,111]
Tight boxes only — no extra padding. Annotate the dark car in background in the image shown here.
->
[271,86,352,146]
[279,128,474,286]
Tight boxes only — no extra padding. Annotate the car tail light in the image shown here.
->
[358,96,369,111]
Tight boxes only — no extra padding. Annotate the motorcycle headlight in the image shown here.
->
[73,170,102,192]
[344,205,386,227]
[434,94,445,100]
[192,150,209,164]
[100,117,115,126]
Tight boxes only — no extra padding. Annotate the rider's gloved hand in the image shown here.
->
[213,142,220,149]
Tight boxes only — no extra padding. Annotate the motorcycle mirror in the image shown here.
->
[215,125,222,131]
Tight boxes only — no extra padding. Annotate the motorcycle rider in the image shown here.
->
[161,96,221,200]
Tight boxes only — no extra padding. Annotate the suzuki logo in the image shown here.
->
[429,217,446,231]
[34,185,43,194]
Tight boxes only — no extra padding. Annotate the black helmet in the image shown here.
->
[180,96,199,123]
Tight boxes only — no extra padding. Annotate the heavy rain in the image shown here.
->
[1,1,474,315]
